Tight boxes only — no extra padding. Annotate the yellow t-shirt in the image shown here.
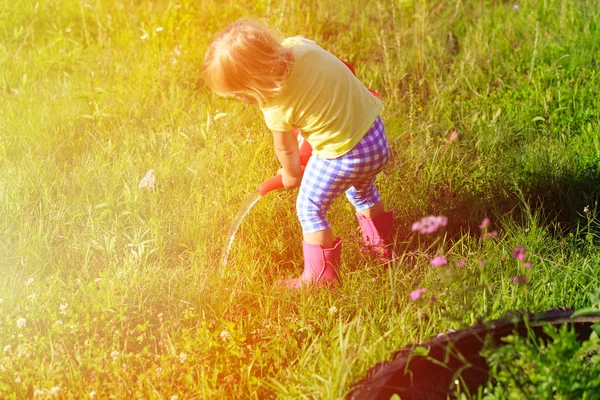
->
[260,37,382,159]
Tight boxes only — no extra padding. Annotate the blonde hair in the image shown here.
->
[202,19,293,105]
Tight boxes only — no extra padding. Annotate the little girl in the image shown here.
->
[203,19,394,288]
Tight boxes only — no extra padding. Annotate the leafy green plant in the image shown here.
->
[478,290,600,399]
[481,324,600,399]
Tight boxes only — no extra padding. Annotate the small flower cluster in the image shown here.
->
[408,215,538,298]
[512,276,528,284]
[512,246,532,284]
[411,215,448,235]
[480,218,498,239]
[33,386,60,398]
[430,256,447,267]
[220,330,230,341]
[410,288,427,301]
[179,353,187,363]
[512,246,532,268]
[409,215,450,301]
[16,318,26,329]
[408,215,540,300]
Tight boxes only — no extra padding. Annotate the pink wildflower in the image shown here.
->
[524,262,532,269]
[411,215,448,235]
[430,256,448,267]
[482,231,498,239]
[512,246,526,261]
[512,275,528,284]
[479,218,491,230]
[457,258,467,268]
[410,288,427,301]
[444,130,459,144]
[512,276,520,284]
[512,246,525,257]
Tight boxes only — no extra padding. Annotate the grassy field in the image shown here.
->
[1,0,600,398]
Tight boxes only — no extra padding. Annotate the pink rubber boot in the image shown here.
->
[282,239,342,289]
[356,210,394,263]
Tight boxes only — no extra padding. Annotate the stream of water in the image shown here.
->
[220,191,262,268]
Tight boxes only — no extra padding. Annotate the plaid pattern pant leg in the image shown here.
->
[296,117,390,235]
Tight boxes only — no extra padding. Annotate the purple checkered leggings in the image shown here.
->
[296,116,390,235]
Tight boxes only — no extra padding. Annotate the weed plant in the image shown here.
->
[477,290,600,400]
[1,0,600,398]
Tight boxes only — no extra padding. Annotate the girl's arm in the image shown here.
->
[272,130,302,189]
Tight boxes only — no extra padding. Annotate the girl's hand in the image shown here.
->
[277,168,303,189]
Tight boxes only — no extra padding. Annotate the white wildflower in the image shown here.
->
[16,318,26,328]
[16,344,27,357]
[140,33,148,40]
[25,278,34,286]
[3,345,11,352]
[155,27,163,32]
[138,169,156,192]
[179,352,187,363]
[328,306,338,314]
[89,391,96,398]
[220,330,230,341]
[110,350,119,361]
[49,386,60,396]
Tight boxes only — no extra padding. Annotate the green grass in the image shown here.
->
[1,0,600,398]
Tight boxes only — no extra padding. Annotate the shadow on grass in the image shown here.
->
[420,160,600,242]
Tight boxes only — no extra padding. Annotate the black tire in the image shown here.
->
[347,308,600,400]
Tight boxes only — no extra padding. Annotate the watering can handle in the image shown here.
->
[257,166,306,196]
[257,175,284,197]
